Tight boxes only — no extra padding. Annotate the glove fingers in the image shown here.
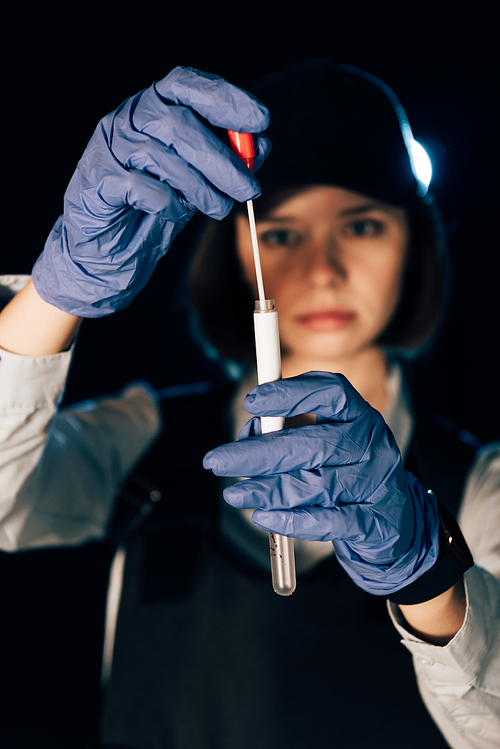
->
[244,372,369,422]
[111,135,235,219]
[204,418,380,477]
[80,123,233,220]
[237,416,261,440]
[126,95,263,204]
[117,169,195,218]
[223,470,339,511]
[250,504,391,544]
[69,169,194,230]
[222,468,395,518]
[250,499,406,549]
[253,135,272,171]
[155,66,270,132]
[251,507,336,541]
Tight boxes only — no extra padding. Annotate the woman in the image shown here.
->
[0,63,498,749]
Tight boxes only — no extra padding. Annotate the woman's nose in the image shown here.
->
[303,239,347,286]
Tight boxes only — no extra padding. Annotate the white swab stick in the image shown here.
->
[246,199,266,304]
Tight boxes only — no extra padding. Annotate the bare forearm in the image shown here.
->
[0,280,82,355]
[398,578,466,646]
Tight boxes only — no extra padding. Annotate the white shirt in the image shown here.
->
[0,276,162,551]
[0,274,499,748]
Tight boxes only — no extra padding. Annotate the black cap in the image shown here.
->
[251,60,424,208]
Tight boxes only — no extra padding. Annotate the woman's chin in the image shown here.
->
[282,330,362,365]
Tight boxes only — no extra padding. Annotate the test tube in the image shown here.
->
[228,129,296,596]
[254,299,296,596]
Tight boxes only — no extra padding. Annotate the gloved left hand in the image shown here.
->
[32,66,270,317]
[204,372,440,596]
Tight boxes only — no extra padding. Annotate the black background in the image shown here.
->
[4,0,499,441]
[1,2,499,746]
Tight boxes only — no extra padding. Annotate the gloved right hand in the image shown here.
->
[32,66,271,317]
[204,372,441,598]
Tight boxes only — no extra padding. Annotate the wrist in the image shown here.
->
[389,498,473,606]
[398,578,466,645]
[0,279,81,355]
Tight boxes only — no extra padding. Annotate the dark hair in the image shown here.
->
[189,189,449,362]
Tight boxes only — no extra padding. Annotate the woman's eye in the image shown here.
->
[345,219,383,237]
[259,228,298,247]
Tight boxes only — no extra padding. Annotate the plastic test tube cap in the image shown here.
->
[228,130,255,170]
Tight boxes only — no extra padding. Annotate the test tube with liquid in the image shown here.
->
[229,130,297,596]
[254,300,296,596]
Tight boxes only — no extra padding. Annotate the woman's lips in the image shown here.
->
[296,310,356,331]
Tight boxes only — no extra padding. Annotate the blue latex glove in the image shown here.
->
[32,66,271,317]
[204,372,440,596]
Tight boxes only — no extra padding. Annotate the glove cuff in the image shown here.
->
[388,498,473,605]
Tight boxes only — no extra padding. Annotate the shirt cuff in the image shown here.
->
[388,565,500,698]
[0,345,73,413]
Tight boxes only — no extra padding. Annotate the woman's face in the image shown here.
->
[235,185,410,365]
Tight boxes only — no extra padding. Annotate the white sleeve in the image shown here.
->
[388,443,500,749]
[458,442,500,580]
[0,342,162,552]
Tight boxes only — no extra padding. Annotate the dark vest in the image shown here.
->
[99,383,478,749]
